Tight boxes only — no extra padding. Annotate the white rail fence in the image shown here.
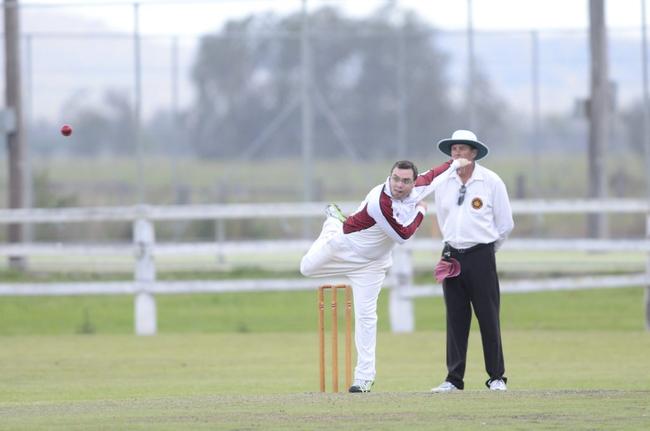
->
[0,199,648,334]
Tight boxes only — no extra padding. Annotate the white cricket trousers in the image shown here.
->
[300,218,391,381]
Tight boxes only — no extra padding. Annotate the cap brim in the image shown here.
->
[437,139,489,160]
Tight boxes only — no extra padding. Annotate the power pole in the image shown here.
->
[640,0,650,330]
[4,0,26,270]
[587,0,609,238]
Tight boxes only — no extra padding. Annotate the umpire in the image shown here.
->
[430,130,514,392]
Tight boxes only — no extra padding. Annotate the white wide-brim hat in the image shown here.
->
[437,129,489,160]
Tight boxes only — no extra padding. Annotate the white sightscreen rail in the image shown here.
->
[402,274,650,299]
[0,199,647,223]
[1,274,646,298]
[1,238,650,257]
[0,199,648,334]
[0,278,348,296]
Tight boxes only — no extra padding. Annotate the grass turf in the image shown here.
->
[1,331,649,430]
[1,286,649,429]
[0,288,650,430]
[0,287,646,335]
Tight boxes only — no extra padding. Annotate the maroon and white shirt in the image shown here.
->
[341,159,459,260]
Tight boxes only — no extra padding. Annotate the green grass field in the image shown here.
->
[0,286,646,334]
[1,331,649,430]
[1,287,649,429]
[1,153,648,428]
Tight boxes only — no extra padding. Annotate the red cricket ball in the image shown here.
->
[60,124,72,136]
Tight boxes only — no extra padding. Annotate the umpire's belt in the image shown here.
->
[446,242,494,254]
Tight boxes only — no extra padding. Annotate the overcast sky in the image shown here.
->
[19,0,648,35]
[17,0,646,122]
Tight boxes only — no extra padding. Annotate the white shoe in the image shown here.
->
[325,204,346,223]
[488,379,507,391]
[349,379,374,393]
[430,381,459,393]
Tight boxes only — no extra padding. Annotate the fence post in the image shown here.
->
[134,218,157,335]
[215,219,225,264]
[388,244,415,332]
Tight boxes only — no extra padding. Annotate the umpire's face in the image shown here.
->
[389,167,416,199]
[451,143,477,161]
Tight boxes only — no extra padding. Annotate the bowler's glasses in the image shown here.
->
[457,185,466,206]
[391,175,413,185]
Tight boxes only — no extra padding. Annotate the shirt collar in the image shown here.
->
[383,177,392,197]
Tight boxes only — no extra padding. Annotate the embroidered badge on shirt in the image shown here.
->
[471,197,483,209]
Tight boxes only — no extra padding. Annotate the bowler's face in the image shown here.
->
[389,167,416,199]
[451,143,477,161]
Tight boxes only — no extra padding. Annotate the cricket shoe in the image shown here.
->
[430,381,460,393]
[488,379,507,391]
[325,204,347,223]
[349,379,374,393]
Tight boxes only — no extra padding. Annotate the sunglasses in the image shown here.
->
[457,184,466,206]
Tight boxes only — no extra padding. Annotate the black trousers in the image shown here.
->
[441,243,505,389]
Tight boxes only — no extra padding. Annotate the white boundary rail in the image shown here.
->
[0,199,648,334]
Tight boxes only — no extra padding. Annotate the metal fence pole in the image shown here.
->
[300,0,314,238]
[133,2,145,204]
[531,30,544,234]
[24,33,33,244]
[466,0,476,130]
[396,24,407,159]
[171,35,180,202]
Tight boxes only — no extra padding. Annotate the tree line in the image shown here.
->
[27,5,646,160]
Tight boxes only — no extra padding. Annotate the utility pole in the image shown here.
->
[640,0,650,330]
[4,0,26,270]
[587,0,609,238]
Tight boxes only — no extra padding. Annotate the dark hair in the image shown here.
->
[390,160,418,180]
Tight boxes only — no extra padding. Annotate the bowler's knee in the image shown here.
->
[300,256,315,277]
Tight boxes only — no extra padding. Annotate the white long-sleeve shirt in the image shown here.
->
[342,159,461,259]
[433,162,514,251]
